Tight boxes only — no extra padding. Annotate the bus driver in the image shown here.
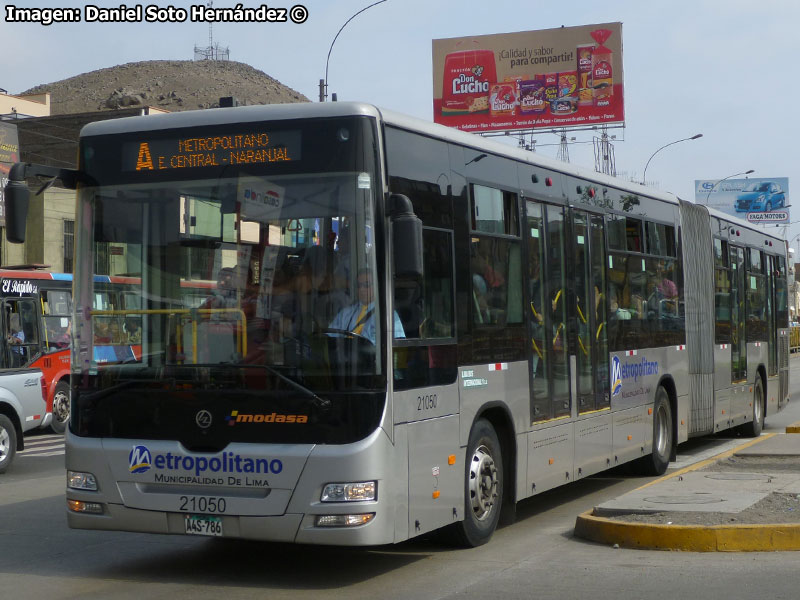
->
[329,269,405,343]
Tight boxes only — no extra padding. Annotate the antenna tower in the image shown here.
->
[556,129,570,163]
[193,2,230,61]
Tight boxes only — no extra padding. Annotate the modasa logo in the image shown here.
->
[129,445,152,474]
[225,410,308,425]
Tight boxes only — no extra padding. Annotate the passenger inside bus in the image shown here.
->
[303,244,348,329]
[201,267,238,311]
[7,313,28,367]
[123,318,141,344]
[94,320,111,344]
[8,313,25,345]
[47,321,71,350]
[108,319,123,344]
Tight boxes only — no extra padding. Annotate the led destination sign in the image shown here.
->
[123,130,301,172]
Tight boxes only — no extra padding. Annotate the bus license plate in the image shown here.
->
[184,515,223,537]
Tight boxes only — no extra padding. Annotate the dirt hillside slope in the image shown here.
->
[22,60,309,114]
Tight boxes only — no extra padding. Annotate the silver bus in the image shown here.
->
[4,102,789,546]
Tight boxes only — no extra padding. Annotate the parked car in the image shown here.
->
[0,369,47,473]
[735,181,786,212]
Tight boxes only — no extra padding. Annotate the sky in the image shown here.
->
[3,0,800,248]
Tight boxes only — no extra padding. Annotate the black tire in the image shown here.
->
[50,381,70,435]
[638,386,673,476]
[450,419,503,547]
[0,414,18,474]
[739,377,764,437]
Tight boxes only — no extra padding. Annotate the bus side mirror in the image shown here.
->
[389,194,423,280]
[4,177,30,244]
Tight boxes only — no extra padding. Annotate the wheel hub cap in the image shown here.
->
[53,392,69,422]
[0,428,9,459]
[468,445,498,521]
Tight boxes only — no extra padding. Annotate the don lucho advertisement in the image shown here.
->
[432,22,624,133]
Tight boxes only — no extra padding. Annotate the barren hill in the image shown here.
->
[22,60,309,115]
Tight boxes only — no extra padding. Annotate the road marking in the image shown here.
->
[20,434,65,456]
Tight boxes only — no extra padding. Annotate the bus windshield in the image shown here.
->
[72,116,387,445]
[79,171,380,372]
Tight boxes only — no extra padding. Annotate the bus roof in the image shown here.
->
[79,101,783,245]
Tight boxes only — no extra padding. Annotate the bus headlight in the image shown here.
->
[321,481,376,502]
[67,470,98,491]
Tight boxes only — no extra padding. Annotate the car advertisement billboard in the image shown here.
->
[432,22,624,134]
[695,177,790,224]
[0,122,21,226]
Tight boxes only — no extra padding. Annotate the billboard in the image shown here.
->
[432,22,624,134]
[695,177,790,224]
[0,122,21,227]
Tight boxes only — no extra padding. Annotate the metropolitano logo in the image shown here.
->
[611,356,623,397]
[129,445,152,474]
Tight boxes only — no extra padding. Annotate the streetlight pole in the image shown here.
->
[704,169,755,204]
[320,0,389,102]
[641,133,703,186]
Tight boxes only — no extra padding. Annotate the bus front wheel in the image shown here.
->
[50,382,70,435]
[451,418,503,547]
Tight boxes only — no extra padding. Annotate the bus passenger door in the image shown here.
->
[570,210,609,414]
[526,202,570,422]
[570,210,611,479]
[730,246,746,382]
[525,201,576,494]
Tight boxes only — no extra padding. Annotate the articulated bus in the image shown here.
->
[4,102,788,546]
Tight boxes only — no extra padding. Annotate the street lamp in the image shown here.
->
[641,133,703,185]
[704,169,755,204]
[320,0,388,102]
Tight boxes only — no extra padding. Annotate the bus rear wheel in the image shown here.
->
[450,418,503,547]
[50,382,70,435]
[638,386,672,476]
[738,377,764,437]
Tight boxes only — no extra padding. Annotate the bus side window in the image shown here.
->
[393,228,457,390]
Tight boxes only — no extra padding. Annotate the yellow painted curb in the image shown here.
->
[573,433,800,551]
[787,421,800,434]
[574,510,800,551]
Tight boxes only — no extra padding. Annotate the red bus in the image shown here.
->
[1,269,72,433]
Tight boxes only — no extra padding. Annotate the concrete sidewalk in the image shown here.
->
[574,425,800,551]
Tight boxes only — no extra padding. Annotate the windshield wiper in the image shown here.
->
[261,365,331,410]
